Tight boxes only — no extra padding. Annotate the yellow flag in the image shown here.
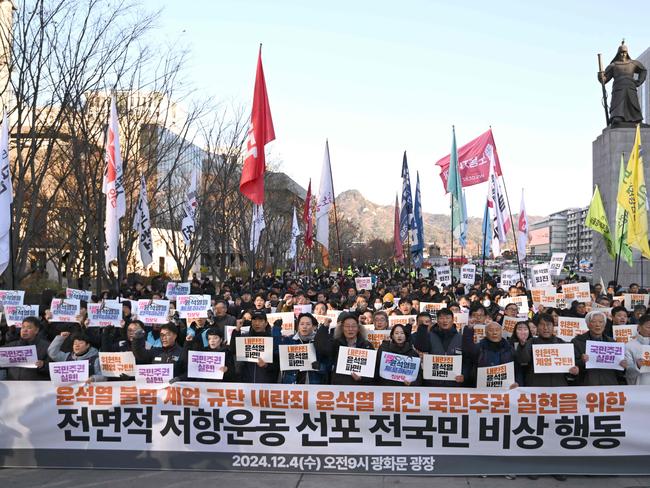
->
[617,125,650,258]
[586,185,615,259]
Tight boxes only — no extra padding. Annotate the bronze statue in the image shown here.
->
[598,42,647,126]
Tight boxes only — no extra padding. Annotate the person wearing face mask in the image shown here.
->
[572,311,627,386]
[276,313,328,384]
[624,314,650,385]
[375,324,421,386]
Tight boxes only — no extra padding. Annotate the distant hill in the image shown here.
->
[335,189,543,255]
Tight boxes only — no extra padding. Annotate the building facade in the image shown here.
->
[566,206,593,264]
[528,210,569,257]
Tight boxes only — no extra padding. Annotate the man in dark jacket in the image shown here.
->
[515,313,579,386]
[230,310,279,383]
[2,317,50,380]
[572,311,627,386]
[132,323,186,378]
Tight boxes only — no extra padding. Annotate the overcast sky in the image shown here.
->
[142,0,650,217]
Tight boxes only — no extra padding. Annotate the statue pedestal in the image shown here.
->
[592,127,650,287]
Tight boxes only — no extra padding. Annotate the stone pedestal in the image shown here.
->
[592,127,650,287]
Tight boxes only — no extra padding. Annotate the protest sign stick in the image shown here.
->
[329,153,344,274]
[8,201,14,289]
[614,210,627,286]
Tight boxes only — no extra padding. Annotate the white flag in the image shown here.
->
[133,175,153,268]
[487,152,509,255]
[249,204,266,252]
[517,188,528,261]
[103,96,125,267]
[316,140,334,251]
[181,165,198,246]
[0,111,12,275]
[288,207,300,259]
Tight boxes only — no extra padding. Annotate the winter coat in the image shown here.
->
[180,339,236,382]
[275,328,328,385]
[314,324,375,385]
[2,336,51,380]
[132,335,186,378]
[572,332,620,386]
[48,335,102,378]
[375,340,422,386]
[515,336,576,387]
[229,326,280,384]
[625,335,650,385]
[462,326,514,387]
[412,325,464,387]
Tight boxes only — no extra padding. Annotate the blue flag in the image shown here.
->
[411,172,424,268]
[400,151,413,243]
[481,197,492,259]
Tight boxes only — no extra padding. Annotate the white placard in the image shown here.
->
[354,277,373,291]
[279,343,316,371]
[472,324,486,343]
[293,304,313,316]
[137,299,171,324]
[422,354,462,381]
[639,345,650,373]
[0,290,25,307]
[378,351,420,383]
[435,266,451,286]
[235,336,274,363]
[87,303,122,327]
[135,363,174,384]
[453,312,469,331]
[65,288,92,302]
[420,302,447,313]
[388,315,417,327]
[165,282,191,300]
[499,296,529,314]
[501,316,520,338]
[531,287,557,308]
[556,317,588,342]
[460,264,476,285]
[585,340,625,370]
[49,360,89,383]
[532,344,575,373]
[4,305,40,327]
[366,330,390,350]
[476,361,515,389]
[549,253,567,276]
[176,295,211,319]
[624,294,650,310]
[0,345,37,368]
[50,298,81,323]
[500,270,520,288]
[562,282,591,304]
[98,352,136,377]
[613,324,637,344]
[531,263,552,288]
[188,351,226,379]
[335,346,377,378]
[267,312,296,336]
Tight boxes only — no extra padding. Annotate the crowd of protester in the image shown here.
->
[1,267,648,389]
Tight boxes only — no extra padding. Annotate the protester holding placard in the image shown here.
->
[100,320,144,355]
[462,320,516,388]
[374,324,421,386]
[508,321,532,385]
[275,313,328,384]
[180,327,234,382]
[132,323,186,380]
[572,311,626,386]
[230,310,279,383]
[1,317,51,380]
[515,314,578,387]
[624,315,650,385]
[48,331,103,383]
[315,312,374,385]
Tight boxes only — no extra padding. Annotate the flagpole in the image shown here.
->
[327,141,344,273]
[614,211,626,285]
[8,201,14,289]
[490,127,524,285]
[450,192,454,284]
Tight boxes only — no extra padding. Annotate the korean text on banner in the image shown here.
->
[4,305,40,327]
[624,294,650,310]
[137,300,170,324]
[531,263,552,288]
[613,324,636,344]
[235,336,274,363]
[165,282,190,300]
[378,351,420,383]
[87,303,122,327]
[366,330,390,350]
[50,298,81,323]
[0,345,37,368]
[279,344,316,372]
[335,346,377,378]
[0,290,24,306]
[476,361,515,389]
[98,352,136,377]
[460,264,476,285]
[135,364,173,385]
[562,283,591,303]
[65,288,92,302]
[422,354,462,381]
[532,344,575,373]
[188,351,226,379]
[176,295,211,319]
[267,312,295,336]
[549,253,567,276]
[354,277,372,291]
[557,317,588,342]
[586,341,625,370]
[49,361,89,383]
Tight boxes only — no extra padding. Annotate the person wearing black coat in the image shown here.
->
[375,324,421,386]
[314,312,375,385]
[229,310,279,383]
[132,322,186,379]
[1,317,50,380]
[180,327,235,382]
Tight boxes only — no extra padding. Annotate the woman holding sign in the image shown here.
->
[374,324,421,386]
[315,312,375,385]
[275,313,328,384]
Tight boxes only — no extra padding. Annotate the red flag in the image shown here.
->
[303,179,313,249]
[393,194,403,262]
[239,46,275,205]
[435,129,503,190]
